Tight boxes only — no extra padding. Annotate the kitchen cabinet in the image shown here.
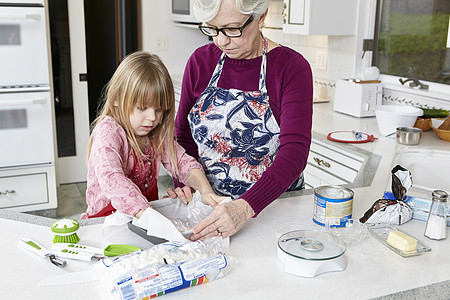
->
[282,0,357,35]
[303,138,363,188]
[0,165,57,212]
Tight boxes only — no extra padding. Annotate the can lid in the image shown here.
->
[432,190,448,202]
[314,185,354,199]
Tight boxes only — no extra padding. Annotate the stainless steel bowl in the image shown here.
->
[396,127,422,145]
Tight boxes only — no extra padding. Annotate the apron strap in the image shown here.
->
[259,36,268,93]
[208,36,269,93]
[207,53,226,88]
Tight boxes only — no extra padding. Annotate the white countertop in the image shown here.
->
[1,103,449,299]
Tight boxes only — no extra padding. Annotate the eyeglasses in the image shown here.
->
[198,15,254,38]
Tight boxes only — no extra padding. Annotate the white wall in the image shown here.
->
[263,0,364,101]
[141,1,209,77]
[264,28,357,100]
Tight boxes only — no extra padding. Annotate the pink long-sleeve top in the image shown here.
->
[82,116,203,218]
[175,43,313,216]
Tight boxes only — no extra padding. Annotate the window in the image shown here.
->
[372,0,450,85]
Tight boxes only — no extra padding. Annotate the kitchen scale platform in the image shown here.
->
[277,230,347,278]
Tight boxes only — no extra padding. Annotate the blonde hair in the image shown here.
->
[194,0,269,22]
[87,51,178,176]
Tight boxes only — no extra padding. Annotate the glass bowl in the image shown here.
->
[325,219,368,246]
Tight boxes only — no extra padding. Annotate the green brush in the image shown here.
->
[51,219,80,244]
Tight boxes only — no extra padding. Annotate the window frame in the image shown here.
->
[362,0,450,102]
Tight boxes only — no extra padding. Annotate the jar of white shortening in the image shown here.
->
[424,190,448,240]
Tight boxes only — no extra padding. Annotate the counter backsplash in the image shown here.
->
[313,77,450,111]
[382,87,450,111]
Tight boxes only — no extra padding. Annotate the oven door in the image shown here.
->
[0,3,49,87]
[0,90,54,168]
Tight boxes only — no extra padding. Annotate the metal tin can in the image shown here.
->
[313,185,354,227]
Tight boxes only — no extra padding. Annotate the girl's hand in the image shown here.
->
[166,186,194,204]
[189,199,255,240]
[200,192,228,207]
[135,209,146,218]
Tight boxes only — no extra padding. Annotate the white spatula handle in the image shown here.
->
[20,238,51,258]
[51,249,96,261]
[51,243,103,255]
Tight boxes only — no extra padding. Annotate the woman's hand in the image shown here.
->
[189,198,255,240]
[166,186,194,204]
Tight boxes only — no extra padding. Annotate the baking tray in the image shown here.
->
[366,224,431,257]
[127,221,169,245]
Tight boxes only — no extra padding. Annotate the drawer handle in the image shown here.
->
[0,14,41,20]
[0,190,16,196]
[0,98,46,107]
[314,157,331,168]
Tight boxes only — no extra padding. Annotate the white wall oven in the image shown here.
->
[0,0,57,213]
[0,1,49,87]
[0,90,54,167]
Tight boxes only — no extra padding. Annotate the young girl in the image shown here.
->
[81,51,220,219]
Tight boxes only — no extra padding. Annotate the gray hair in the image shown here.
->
[194,0,269,22]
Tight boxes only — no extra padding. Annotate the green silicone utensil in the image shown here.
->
[51,219,80,244]
[103,244,141,257]
[51,243,141,259]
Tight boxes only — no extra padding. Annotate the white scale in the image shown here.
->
[277,230,347,278]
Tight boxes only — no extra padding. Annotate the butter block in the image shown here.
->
[386,230,418,252]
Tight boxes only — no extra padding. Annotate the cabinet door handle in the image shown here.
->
[0,190,16,196]
[282,3,286,24]
[314,157,330,168]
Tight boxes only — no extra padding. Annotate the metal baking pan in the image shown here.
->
[127,221,169,245]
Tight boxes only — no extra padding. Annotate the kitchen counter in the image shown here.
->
[1,102,449,299]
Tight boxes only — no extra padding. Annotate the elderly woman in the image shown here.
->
[171,0,313,240]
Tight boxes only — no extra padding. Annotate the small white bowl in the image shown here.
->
[375,105,423,136]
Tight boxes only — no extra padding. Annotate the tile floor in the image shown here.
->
[28,175,174,220]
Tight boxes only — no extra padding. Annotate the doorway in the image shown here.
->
[84,0,141,123]
[48,0,141,184]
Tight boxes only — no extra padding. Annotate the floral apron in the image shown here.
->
[188,38,304,199]
[87,142,158,218]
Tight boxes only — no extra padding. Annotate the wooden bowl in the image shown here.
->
[431,117,450,142]
[414,117,431,131]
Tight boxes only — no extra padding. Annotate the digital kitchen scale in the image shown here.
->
[277,230,347,278]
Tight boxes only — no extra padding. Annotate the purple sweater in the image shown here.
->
[175,42,313,216]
